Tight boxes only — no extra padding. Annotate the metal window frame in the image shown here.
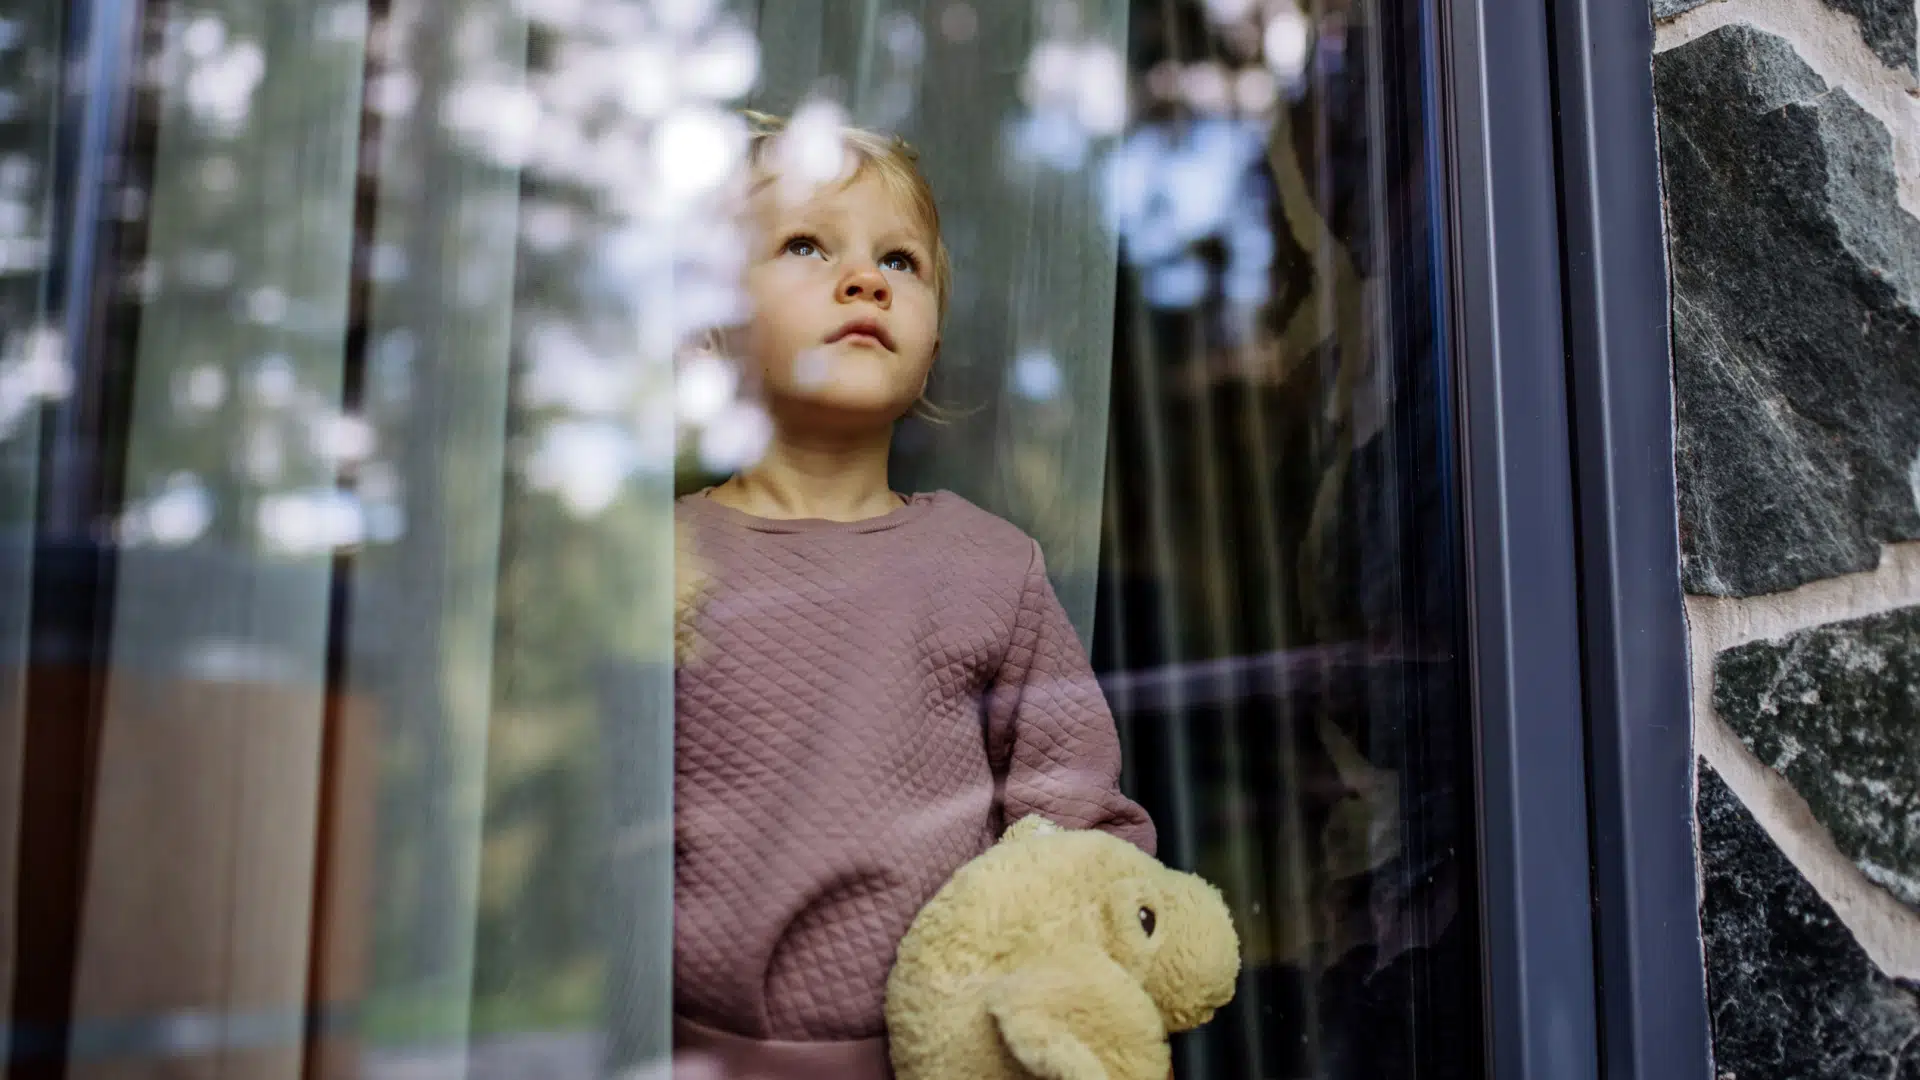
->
[1440,0,1603,1072]
[1548,0,1714,1077]
[1441,0,1711,1076]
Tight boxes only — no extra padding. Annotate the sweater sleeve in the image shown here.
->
[986,541,1157,854]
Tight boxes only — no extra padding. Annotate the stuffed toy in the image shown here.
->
[886,816,1241,1080]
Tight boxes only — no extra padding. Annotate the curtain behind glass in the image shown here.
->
[5,0,692,1075]
[0,3,1488,1080]
[63,3,363,1076]
[327,0,707,1071]
[747,0,1130,640]
[335,0,525,1069]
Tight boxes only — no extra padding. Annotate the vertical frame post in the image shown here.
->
[1440,0,1603,1075]
[1549,0,1713,1077]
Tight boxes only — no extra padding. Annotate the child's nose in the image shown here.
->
[839,266,890,307]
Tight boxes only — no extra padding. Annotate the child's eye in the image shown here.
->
[880,250,919,273]
[783,235,823,259]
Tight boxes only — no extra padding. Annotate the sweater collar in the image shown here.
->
[678,489,941,535]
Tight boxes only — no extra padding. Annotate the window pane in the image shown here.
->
[1096,1,1478,1074]
[8,1,1477,1079]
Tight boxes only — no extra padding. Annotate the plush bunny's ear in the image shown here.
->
[1002,816,1062,844]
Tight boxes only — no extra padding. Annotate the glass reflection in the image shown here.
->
[1,0,1476,1078]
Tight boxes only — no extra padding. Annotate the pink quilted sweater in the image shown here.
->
[673,489,1155,1049]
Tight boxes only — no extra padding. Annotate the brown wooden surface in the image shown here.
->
[8,665,374,1080]
[306,694,376,1080]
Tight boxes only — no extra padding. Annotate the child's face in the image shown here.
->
[739,168,940,429]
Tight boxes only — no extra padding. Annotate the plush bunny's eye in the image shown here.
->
[1138,906,1157,937]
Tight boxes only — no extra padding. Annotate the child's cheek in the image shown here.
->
[742,271,813,362]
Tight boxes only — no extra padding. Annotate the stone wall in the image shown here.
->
[1651,0,1920,1074]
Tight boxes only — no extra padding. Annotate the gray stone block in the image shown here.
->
[1651,0,1917,76]
[1699,766,1920,1078]
[1652,0,1713,19]
[1715,607,1920,907]
[1825,0,1919,75]
[1658,26,1920,597]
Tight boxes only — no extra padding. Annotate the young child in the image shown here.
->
[672,113,1155,1079]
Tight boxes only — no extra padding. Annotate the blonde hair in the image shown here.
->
[741,110,953,320]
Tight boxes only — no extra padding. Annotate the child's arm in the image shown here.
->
[986,541,1157,853]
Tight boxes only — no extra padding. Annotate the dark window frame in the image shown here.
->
[1440,0,1602,1072]
[1549,0,1714,1077]
[1442,0,1712,1076]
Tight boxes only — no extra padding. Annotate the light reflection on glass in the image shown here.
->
[4,0,1478,1076]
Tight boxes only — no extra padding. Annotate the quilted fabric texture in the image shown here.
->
[673,489,1155,1043]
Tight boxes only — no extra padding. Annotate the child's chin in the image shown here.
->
[777,385,917,426]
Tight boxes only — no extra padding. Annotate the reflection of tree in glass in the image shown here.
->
[0,6,70,524]
[17,0,1455,1067]
[1094,4,1476,1076]
[103,2,372,551]
[356,0,777,1042]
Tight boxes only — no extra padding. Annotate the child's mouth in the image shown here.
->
[826,320,894,351]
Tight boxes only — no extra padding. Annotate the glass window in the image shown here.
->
[2,0,1477,1077]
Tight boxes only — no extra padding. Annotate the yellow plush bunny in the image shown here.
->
[886,816,1241,1080]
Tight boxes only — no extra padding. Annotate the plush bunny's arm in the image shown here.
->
[985,949,1170,1080]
